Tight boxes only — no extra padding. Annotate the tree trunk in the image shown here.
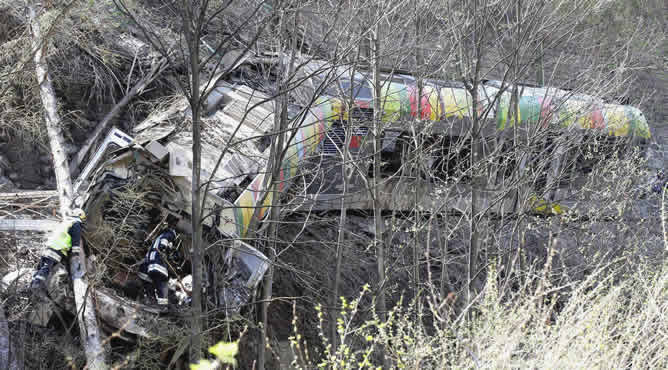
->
[185,14,204,362]
[258,11,297,368]
[329,28,365,349]
[370,21,390,369]
[330,93,352,348]
[70,241,107,370]
[330,191,348,346]
[28,5,107,369]
[413,4,423,316]
[467,44,485,311]
[29,6,73,218]
[469,91,483,309]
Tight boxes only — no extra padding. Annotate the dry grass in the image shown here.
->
[288,255,668,369]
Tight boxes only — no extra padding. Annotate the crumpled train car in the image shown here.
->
[73,85,288,326]
[58,58,653,337]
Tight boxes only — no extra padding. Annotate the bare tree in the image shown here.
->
[27,2,107,368]
[256,10,298,369]
[111,0,275,360]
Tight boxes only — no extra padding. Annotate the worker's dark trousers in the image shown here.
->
[140,247,170,305]
[148,271,169,305]
[32,255,60,284]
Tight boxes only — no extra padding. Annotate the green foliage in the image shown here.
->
[190,359,216,370]
[208,341,240,367]
[190,340,240,370]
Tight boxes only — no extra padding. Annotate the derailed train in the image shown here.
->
[6,58,651,338]
[223,62,651,238]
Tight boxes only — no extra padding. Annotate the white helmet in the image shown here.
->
[67,208,87,222]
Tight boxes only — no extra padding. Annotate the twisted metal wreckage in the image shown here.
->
[1,55,652,339]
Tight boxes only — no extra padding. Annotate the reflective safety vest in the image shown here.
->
[48,220,75,256]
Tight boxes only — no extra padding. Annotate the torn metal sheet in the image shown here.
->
[2,267,74,327]
[132,85,275,194]
[94,288,159,338]
[1,268,32,292]
[73,127,133,195]
[1,269,158,338]
[204,85,234,115]
[217,206,238,237]
[71,125,270,331]
[167,143,193,177]
[133,125,178,146]
[220,240,269,314]
[104,154,133,180]
[222,85,275,134]
[202,49,249,97]
[171,135,234,179]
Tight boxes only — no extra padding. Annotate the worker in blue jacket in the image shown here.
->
[138,228,179,306]
[652,170,667,194]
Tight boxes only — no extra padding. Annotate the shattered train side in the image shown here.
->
[66,84,297,329]
[76,135,270,318]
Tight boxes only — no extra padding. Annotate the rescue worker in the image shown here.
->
[652,170,667,194]
[30,208,86,296]
[138,228,178,306]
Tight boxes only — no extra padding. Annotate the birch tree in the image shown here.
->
[27,2,107,369]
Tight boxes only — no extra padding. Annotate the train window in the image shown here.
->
[322,124,345,156]
[391,76,405,85]
[321,124,370,156]
[338,79,373,100]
